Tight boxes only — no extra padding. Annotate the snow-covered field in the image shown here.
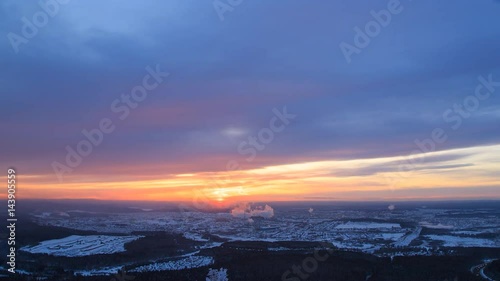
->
[420,222,454,229]
[131,255,214,272]
[393,227,422,247]
[183,232,209,242]
[20,235,143,257]
[381,233,406,241]
[424,235,496,247]
[335,221,401,229]
[74,266,123,276]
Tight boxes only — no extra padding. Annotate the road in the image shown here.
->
[471,259,498,281]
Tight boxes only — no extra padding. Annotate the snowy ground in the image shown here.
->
[393,227,422,247]
[74,266,123,276]
[30,205,500,257]
[335,222,401,229]
[424,235,496,247]
[20,235,143,257]
[131,255,214,272]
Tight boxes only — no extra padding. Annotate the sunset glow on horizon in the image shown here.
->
[4,144,500,202]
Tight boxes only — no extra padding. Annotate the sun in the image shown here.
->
[212,188,228,202]
[207,186,247,205]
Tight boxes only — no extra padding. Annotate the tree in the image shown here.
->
[206,268,229,281]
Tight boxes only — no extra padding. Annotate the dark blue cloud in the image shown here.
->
[1,0,500,179]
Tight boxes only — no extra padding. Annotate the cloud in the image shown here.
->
[1,0,500,201]
[230,203,274,219]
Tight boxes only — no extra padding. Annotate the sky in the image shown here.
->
[1,0,499,204]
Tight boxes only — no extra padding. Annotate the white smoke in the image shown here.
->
[230,203,274,219]
[388,204,396,211]
[308,208,314,214]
